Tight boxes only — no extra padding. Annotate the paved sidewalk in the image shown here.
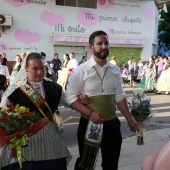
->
[68,127,170,170]
[65,84,170,170]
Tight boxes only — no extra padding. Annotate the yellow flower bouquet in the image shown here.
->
[0,103,48,169]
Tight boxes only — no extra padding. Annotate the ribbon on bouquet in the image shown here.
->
[0,119,48,169]
[136,122,145,145]
[9,131,33,169]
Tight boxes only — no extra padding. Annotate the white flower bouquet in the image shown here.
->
[128,90,152,145]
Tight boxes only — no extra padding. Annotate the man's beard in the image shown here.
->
[93,49,109,59]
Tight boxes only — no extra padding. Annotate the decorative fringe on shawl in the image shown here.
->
[78,139,100,170]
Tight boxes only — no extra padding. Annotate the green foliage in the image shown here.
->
[158,2,170,53]
[0,105,40,134]
[109,47,141,67]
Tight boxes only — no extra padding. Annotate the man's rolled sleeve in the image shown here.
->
[115,93,127,103]
[65,67,83,105]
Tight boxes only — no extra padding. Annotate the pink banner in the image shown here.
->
[53,35,146,45]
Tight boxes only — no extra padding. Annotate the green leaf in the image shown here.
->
[0,122,6,127]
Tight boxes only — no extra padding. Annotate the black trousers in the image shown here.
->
[75,117,122,170]
[1,158,67,170]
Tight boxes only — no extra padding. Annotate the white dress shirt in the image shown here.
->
[65,56,126,105]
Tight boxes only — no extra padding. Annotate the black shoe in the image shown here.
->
[156,92,161,94]
[143,90,149,93]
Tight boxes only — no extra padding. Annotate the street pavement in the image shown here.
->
[60,84,170,170]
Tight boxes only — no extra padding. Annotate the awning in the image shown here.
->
[52,34,146,45]
[155,0,170,4]
[128,0,170,9]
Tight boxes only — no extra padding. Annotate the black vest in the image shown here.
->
[8,79,62,113]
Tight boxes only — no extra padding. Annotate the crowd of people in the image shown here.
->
[0,30,170,170]
[140,55,170,95]
[111,54,170,95]
[0,51,87,94]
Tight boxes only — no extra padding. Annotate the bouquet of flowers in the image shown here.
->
[0,103,48,169]
[128,90,152,145]
[0,104,40,134]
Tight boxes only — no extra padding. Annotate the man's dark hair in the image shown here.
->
[54,53,58,56]
[40,52,46,57]
[89,30,108,45]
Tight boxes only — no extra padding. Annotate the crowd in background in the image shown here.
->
[0,51,88,99]
[0,51,170,102]
[111,54,170,95]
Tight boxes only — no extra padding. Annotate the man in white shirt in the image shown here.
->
[65,30,136,170]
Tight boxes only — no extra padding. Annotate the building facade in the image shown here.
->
[0,0,160,63]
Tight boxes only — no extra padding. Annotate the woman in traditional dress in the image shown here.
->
[143,62,148,73]
[0,52,71,170]
[62,53,70,68]
[57,54,70,91]
[155,56,170,95]
[9,55,21,84]
[137,59,144,80]
[139,57,156,92]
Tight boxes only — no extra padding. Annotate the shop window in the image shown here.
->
[56,0,97,9]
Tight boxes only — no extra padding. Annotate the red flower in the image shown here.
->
[26,111,33,115]
[7,103,15,110]
[0,104,40,134]
[2,117,7,122]
[3,113,8,117]
[8,121,12,125]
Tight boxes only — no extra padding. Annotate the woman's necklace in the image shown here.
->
[93,66,108,93]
